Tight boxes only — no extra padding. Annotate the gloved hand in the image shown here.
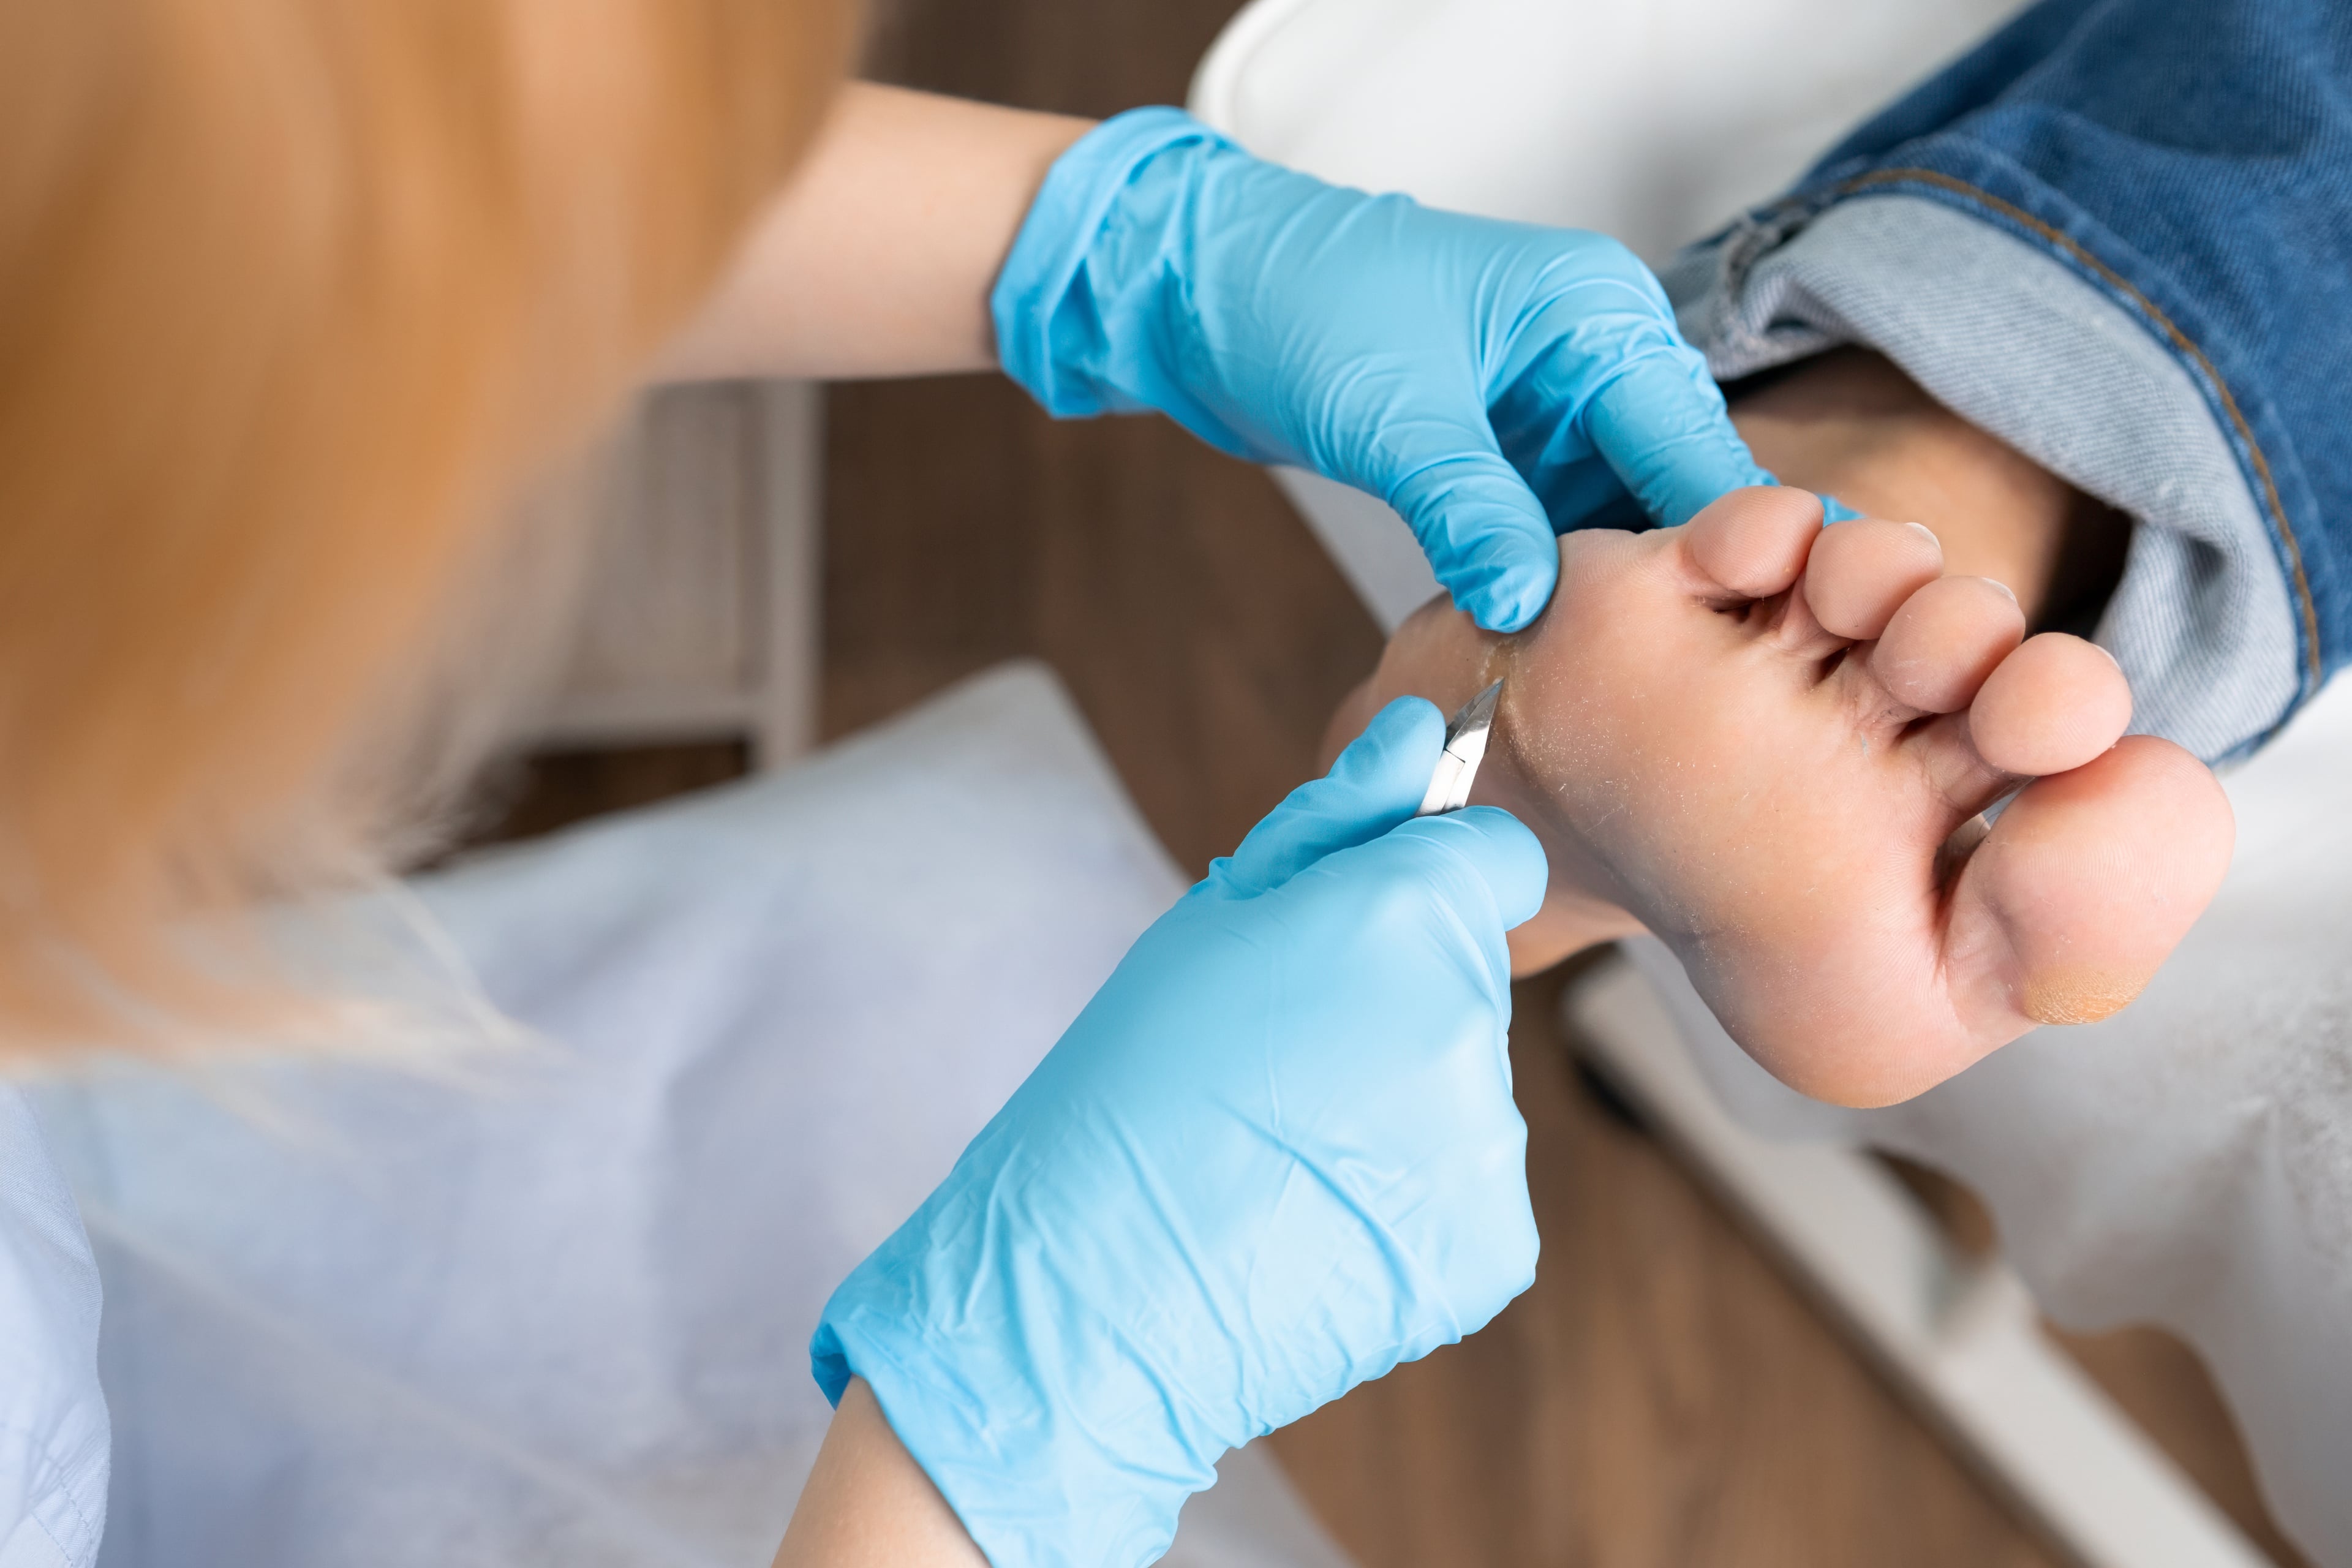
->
[993,107,1777,633]
[811,698,1547,1568]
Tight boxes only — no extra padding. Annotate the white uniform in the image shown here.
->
[1,667,1352,1568]
[0,1088,108,1568]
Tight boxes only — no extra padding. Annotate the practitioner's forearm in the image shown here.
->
[772,1378,988,1568]
[659,84,1093,383]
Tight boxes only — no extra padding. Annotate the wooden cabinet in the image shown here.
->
[526,380,821,771]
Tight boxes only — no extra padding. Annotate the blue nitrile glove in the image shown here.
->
[811,698,1547,1568]
[993,107,1777,633]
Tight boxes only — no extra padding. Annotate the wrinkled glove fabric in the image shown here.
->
[993,108,1774,632]
[812,698,1547,1568]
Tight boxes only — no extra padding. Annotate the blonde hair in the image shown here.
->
[0,0,856,1061]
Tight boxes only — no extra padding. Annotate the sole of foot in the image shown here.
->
[1333,487,2233,1107]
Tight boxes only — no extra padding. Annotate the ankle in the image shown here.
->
[1728,349,2126,630]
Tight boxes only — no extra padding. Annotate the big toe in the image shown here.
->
[1955,735,2233,1034]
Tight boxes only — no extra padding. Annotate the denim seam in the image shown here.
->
[1822,165,2324,712]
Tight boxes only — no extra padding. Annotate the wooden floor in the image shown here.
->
[489,0,2310,1562]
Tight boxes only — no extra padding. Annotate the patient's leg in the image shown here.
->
[1328,355,2233,1107]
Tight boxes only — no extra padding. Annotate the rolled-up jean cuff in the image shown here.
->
[1662,191,2299,764]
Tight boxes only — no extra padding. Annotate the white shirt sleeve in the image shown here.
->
[0,1087,109,1568]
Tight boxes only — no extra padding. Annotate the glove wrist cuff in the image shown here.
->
[812,1259,1219,1568]
[991,105,1219,418]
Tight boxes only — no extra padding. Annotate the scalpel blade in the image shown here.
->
[1415,678,1502,816]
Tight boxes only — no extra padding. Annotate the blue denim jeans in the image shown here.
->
[1665,0,2352,761]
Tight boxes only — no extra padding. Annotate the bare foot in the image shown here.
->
[1330,487,2233,1107]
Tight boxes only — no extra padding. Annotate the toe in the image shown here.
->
[1948,736,2233,1035]
[1802,518,1945,639]
[1869,576,2026,714]
[1909,710,2013,817]
[1679,485,1825,599]
[1910,634,2136,815]
[1969,634,2135,777]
